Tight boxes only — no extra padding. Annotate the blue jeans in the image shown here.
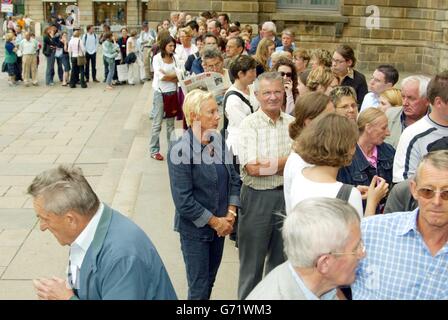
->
[148,91,175,155]
[180,233,225,300]
[103,56,110,81]
[105,58,115,85]
[45,52,55,85]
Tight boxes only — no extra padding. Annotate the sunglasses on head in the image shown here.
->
[280,71,292,78]
[417,188,448,200]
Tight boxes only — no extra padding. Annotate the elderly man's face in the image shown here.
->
[282,34,293,47]
[411,162,448,230]
[33,197,75,246]
[256,79,284,114]
[225,38,242,58]
[325,222,365,286]
[203,57,224,74]
[261,26,274,39]
[207,21,220,36]
[401,80,429,121]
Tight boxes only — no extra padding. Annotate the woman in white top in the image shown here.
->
[126,30,139,85]
[174,26,197,76]
[148,35,178,161]
[283,92,335,213]
[67,29,86,88]
[288,113,388,218]
[223,55,259,171]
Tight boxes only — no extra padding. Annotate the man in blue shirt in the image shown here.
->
[29,165,177,300]
[352,150,448,299]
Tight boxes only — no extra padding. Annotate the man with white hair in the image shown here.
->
[393,71,448,183]
[248,21,282,55]
[29,165,177,300]
[247,197,364,300]
[384,75,430,148]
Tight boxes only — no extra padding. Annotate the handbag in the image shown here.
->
[125,52,137,64]
[1,61,7,73]
[55,47,63,58]
[117,64,128,82]
[161,89,179,118]
[76,40,86,66]
[16,48,23,57]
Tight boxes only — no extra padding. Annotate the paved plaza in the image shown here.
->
[0,47,239,300]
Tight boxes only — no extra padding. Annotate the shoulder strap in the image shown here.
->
[336,183,353,202]
[222,90,254,130]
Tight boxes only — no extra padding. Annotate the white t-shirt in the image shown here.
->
[224,85,259,156]
[152,52,177,93]
[288,154,364,219]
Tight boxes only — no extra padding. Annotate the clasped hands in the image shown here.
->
[208,206,237,237]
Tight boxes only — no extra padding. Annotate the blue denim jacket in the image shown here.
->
[338,143,395,188]
[167,128,241,241]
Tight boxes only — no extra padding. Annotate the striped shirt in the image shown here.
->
[352,209,448,300]
[393,114,448,182]
[238,109,294,190]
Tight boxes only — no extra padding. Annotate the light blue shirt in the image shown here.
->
[83,33,98,55]
[360,92,380,113]
[275,44,296,52]
[288,262,337,300]
[352,209,448,300]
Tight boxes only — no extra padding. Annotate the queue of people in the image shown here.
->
[14,9,448,301]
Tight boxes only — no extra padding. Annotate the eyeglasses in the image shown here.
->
[204,61,223,70]
[417,188,448,200]
[330,239,366,257]
[332,58,346,64]
[280,71,293,78]
[336,104,358,111]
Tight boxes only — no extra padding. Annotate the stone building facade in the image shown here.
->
[148,0,447,74]
[23,0,447,74]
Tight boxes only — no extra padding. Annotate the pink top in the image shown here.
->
[361,145,378,168]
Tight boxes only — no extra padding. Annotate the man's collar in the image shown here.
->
[396,208,419,236]
[71,203,104,253]
[258,108,285,124]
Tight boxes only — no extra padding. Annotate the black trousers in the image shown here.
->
[85,52,97,80]
[70,57,86,86]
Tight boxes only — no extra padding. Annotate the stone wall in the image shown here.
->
[24,0,447,74]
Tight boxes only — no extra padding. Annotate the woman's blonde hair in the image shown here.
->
[5,32,14,42]
[179,26,193,37]
[311,49,332,68]
[294,113,358,167]
[357,108,386,135]
[183,89,215,126]
[73,30,80,38]
[254,38,275,71]
[380,88,402,107]
[306,66,334,92]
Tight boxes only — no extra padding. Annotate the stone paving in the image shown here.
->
[0,46,239,300]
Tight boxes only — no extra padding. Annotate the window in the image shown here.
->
[277,0,339,10]
[93,2,127,26]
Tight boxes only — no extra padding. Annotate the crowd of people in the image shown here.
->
[13,10,448,300]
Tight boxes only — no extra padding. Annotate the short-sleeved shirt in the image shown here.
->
[238,109,294,190]
[352,209,448,300]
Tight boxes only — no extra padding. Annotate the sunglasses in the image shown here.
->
[280,71,292,78]
[417,188,448,200]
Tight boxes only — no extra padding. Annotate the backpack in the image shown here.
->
[83,33,97,47]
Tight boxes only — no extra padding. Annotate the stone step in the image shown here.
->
[108,82,153,216]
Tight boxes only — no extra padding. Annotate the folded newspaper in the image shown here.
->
[179,72,231,103]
